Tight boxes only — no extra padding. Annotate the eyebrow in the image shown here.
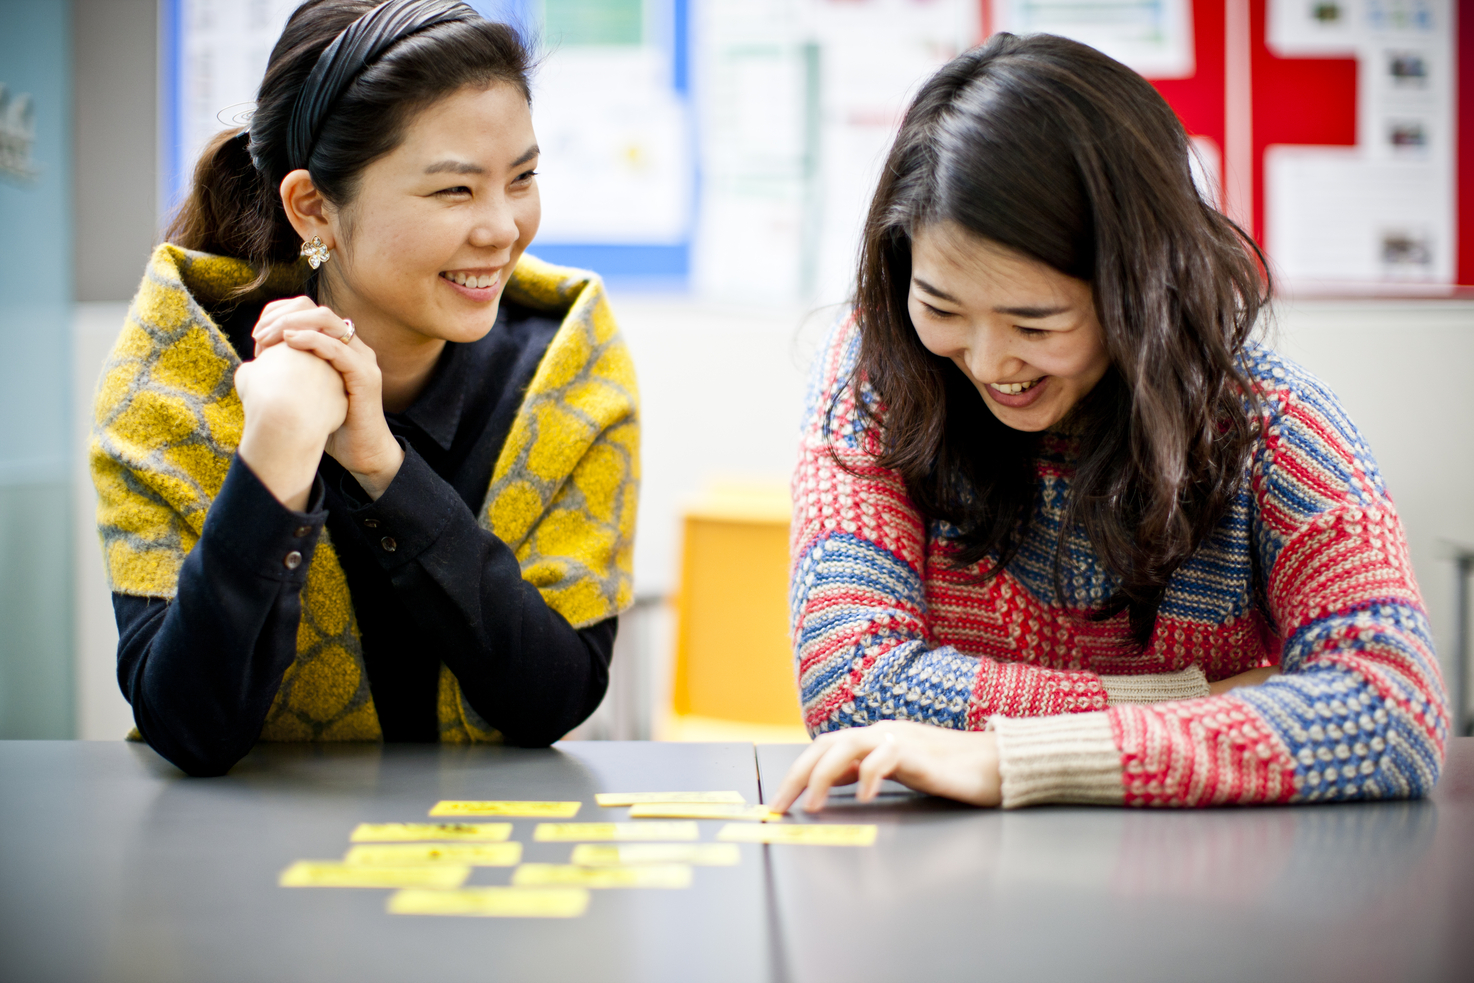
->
[912,277,960,304]
[993,304,1072,319]
[422,146,539,175]
[912,277,1071,319]
[424,160,484,175]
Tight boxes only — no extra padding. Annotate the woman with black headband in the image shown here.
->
[91,0,638,776]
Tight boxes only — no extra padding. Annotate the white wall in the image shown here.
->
[608,292,830,596]
[1271,298,1474,718]
[74,303,133,739]
[71,296,1474,739]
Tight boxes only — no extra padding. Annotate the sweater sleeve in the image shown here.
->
[993,350,1449,807]
[792,318,1128,735]
[115,456,329,776]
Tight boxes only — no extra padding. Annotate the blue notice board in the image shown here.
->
[160,0,693,289]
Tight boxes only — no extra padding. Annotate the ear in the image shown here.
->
[279,169,337,248]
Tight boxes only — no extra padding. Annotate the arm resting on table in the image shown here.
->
[115,457,326,777]
[340,443,613,746]
[988,357,1449,807]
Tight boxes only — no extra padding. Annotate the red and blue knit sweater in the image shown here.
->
[791,318,1448,807]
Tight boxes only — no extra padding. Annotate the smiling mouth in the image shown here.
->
[988,378,1042,395]
[440,270,500,289]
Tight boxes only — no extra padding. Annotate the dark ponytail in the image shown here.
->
[165,0,532,296]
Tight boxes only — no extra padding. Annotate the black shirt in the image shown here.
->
[114,299,616,775]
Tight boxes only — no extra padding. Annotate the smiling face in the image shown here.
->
[317,82,540,347]
[907,222,1111,432]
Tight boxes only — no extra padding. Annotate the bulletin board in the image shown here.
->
[158,0,696,287]
[159,0,1468,295]
[510,0,695,284]
[991,0,1468,293]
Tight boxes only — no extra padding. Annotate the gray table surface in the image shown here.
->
[0,740,776,983]
[4,739,1471,983]
[755,738,1474,983]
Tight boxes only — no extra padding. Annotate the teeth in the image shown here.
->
[990,379,1040,395]
[444,272,497,288]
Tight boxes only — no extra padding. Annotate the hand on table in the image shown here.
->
[1208,666,1281,696]
[771,720,1002,813]
[250,297,404,499]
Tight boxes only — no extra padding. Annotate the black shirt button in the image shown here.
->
[380,537,397,553]
[283,550,303,570]
[293,525,312,538]
[364,518,380,529]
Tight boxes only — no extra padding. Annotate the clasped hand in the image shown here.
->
[234,297,403,510]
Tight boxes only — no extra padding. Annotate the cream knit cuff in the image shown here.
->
[1098,665,1210,706]
[989,712,1124,809]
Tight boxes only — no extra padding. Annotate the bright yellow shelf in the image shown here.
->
[657,713,811,745]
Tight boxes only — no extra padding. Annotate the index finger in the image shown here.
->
[799,737,875,812]
[257,295,316,324]
[770,736,839,813]
[253,297,318,345]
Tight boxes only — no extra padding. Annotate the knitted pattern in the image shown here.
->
[791,316,1447,806]
[93,244,638,744]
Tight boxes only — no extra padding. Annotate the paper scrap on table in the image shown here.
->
[627,803,784,821]
[350,822,513,842]
[344,843,522,867]
[571,843,741,866]
[388,886,590,918]
[512,863,693,889]
[278,861,470,888]
[533,821,700,842]
[717,823,878,846]
[594,791,746,806]
[429,800,582,818]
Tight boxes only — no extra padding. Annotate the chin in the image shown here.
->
[1002,417,1054,433]
[442,302,504,343]
[987,405,1061,434]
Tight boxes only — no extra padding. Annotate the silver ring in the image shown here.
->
[340,319,355,345]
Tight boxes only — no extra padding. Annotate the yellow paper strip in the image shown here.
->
[716,823,878,846]
[344,843,522,867]
[429,800,582,818]
[571,843,741,867]
[278,861,470,888]
[512,863,693,889]
[627,803,784,821]
[533,822,700,842]
[388,887,590,918]
[594,791,746,806]
[350,822,513,842]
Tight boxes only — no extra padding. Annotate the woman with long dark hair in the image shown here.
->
[774,33,1446,810]
[92,0,637,776]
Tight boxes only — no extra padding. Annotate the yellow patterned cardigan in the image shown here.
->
[92,244,639,743]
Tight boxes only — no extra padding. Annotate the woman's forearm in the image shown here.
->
[116,457,326,776]
[337,446,613,745]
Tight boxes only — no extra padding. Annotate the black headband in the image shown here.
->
[281,0,477,171]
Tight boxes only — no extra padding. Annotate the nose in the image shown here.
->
[961,323,1025,384]
[468,194,521,252]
